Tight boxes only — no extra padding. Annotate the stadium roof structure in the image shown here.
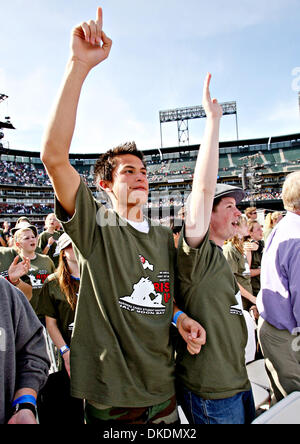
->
[159,102,238,147]
[1,132,300,160]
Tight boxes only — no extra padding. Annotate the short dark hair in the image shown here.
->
[93,142,146,186]
[212,197,223,212]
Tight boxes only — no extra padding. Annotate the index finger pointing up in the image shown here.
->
[95,6,103,43]
[203,72,212,103]
[96,6,103,26]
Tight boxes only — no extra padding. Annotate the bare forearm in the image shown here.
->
[17,281,32,301]
[41,59,90,169]
[190,117,220,208]
[46,317,67,349]
[250,268,261,277]
[184,74,222,247]
[238,283,256,305]
[186,117,221,246]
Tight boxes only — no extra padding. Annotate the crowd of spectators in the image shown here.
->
[147,163,194,183]
[0,160,52,187]
[242,191,282,201]
[0,203,54,215]
[0,159,285,222]
[0,160,93,187]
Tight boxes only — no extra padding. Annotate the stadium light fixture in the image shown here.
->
[159,102,238,147]
[0,94,9,103]
[0,94,15,130]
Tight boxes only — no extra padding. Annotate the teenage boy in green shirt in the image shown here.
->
[41,7,206,425]
[175,75,255,424]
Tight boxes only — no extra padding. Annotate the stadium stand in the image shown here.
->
[0,132,300,229]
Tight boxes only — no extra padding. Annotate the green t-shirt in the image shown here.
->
[223,241,253,311]
[176,231,250,400]
[38,231,61,268]
[55,179,176,407]
[38,272,78,346]
[20,253,56,313]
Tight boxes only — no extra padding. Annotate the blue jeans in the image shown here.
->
[179,387,256,424]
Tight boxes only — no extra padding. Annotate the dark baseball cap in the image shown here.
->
[214,184,245,204]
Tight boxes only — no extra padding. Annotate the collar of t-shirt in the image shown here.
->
[124,218,150,234]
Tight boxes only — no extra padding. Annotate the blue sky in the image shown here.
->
[0,0,300,154]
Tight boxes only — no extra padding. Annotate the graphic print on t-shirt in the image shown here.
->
[119,254,171,315]
[230,291,244,316]
[119,277,166,315]
[28,269,50,289]
[139,254,154,271]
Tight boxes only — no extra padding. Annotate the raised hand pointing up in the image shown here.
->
[71,7,112,70]
[202,73,223,120]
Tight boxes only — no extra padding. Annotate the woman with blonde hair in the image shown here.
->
[37,233,84,424]
[223,216,257,312]
[12,222,55,314]
[263,211,283,242]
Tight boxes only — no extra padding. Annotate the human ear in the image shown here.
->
[99,180,112,192]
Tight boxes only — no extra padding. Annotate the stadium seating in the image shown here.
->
[1,132,300,224]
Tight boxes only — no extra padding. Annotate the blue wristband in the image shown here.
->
[60,345,70,356]
[172,311,184,327]
[12,395,36,407]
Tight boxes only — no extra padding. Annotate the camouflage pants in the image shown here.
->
[85,394,179,425]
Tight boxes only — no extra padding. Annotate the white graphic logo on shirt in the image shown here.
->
[29,274,42,288]
[119,277,165,315]
[230,291,243,316]
[139,255,154,271]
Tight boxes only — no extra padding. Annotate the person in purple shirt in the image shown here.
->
[257,171,300,403]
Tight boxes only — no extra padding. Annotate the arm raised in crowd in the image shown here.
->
[41,7,112,217]
[185,74,223,248]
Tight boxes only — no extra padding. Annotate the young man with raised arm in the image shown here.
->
[41,7,206,425]
[175,74,255,424]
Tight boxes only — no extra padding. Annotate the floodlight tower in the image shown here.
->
[159,102,238,148]
[0,94,15,149]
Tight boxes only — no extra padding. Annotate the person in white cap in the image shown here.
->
[175,74,255,424]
